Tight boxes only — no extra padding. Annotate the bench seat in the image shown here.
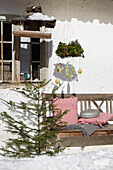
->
[57,124,113,138]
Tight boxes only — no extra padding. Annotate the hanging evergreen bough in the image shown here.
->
[56,40,85,58]
[0,80,69,158]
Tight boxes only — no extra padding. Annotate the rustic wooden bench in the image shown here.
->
[43,93,113,147]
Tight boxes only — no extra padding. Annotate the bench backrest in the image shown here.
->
[43,94,113,117]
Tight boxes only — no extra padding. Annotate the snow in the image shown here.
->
[0,89,113,169]
[27,12,55,21]
[0,147,113,170]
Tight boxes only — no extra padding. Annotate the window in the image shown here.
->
[0,21,13,82]
[20,36,41,81]
[31,38,40,80]
[20,24,41,81]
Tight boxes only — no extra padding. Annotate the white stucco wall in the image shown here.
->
[48,19,113,93]
[1,0,113,24]
[44,0,113,93]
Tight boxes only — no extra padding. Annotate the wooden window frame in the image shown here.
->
[0,21,14,82]
[20,37,41,82]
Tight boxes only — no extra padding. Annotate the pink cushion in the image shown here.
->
[78,112,113,126]
[52,97,78,125]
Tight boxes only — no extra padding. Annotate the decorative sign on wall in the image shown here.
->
[53,63,78,82]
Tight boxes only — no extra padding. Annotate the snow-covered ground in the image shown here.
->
[0,146,113,170]
[0,89,113,169]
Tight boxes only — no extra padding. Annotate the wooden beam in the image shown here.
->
[13,30,51,39]
[44,94,113,101]
[26,6,42,13]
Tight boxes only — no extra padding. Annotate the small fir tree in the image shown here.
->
[0,80,68,158]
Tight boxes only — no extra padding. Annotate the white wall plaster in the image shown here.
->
[47,18,113,93]
[1,0,113,24]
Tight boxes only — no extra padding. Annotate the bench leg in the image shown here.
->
[56,133,61,149]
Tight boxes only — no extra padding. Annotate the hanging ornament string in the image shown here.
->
[27,0,41,7]
[55,0,71,84]
[67,0,69,21]
[67,0,70,43]
[67,0,76,42]
[66,0,79,93]
[60,0,75,43]
[37,0,41,6]
[60,0,77,44]
[60,0,71,43]
[67,0,83,75]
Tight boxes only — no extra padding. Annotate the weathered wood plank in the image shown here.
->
[57,125,113,138]
[13,30,51,39]
[106,100,109,113]
[84,101,87,110]
[58,124,113,132]
[91,101,103,112]
[80,101,83,112]
[1,22,3,81]
[44,94,113,101]
[26,6,42,13]
[58,130,113,138]
[110,100,113,113]
[88,100,91,109]
[99,101,104,108]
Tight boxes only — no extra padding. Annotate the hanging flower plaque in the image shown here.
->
[56,40,85,58]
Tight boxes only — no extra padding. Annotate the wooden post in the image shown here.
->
[1,22,3,81]
[40,25,48,80]
[110,100,112,113]
[88,101,91,109]
[106,100,108,113]
[80,101,83,112]
[12,24,15,82]
[56,133,61,148]
[30,38,32,81]
[12,50,15,81]
[84,101,87,110]
[44,40,47,79]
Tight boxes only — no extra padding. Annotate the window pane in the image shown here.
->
[0,63,2,80]
[24,22,40,31]
[3,62,12,81]
[20,61,30,81]
[3,22,12,41]
[3,43,12,60]
[32,44,40,61]
[32,63,40,80]
[0,43,1,60]
[0,22,1,41]
[31,38,40,43]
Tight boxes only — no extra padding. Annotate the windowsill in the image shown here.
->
[0,81,43,89]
